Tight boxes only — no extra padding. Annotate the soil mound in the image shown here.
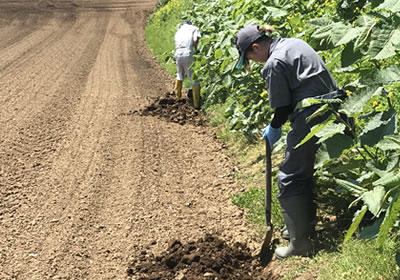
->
[126,92,207,126]
[127,233,265,280]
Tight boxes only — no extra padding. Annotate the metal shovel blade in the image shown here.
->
[259,225,274,267]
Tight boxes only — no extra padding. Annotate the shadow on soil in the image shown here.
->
[125,92,207,127]
[127,233,267,280]
[312,187,359,254]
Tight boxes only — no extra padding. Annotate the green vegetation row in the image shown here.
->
[146,0,400,278]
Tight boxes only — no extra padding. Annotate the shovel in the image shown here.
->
[259,139,274,266]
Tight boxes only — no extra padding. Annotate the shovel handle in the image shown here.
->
[265,139,272,226]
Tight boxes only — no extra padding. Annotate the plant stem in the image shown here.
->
[362,145,376,161]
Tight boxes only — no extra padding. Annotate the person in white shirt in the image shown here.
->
[174,20,201,109]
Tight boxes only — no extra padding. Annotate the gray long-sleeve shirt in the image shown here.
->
[262,37,337,109]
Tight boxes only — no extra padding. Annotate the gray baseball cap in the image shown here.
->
[235,25,266,69]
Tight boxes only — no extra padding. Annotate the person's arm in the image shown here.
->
[270,105,293,128]
[262,105,292,145]
[193,27,201,52]
[193,37,199,51]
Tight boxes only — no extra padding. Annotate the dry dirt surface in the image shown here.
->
[0,1,274,279]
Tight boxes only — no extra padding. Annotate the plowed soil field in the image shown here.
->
[0,1,269,279]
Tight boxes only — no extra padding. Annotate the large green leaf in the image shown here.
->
[315,144,331,169]
[354,15,376,51]
[329,158,365,174]
[311,24,335,40]
[294,98,328,112]
[365,161,389,178]
[369,28,400,60]
[376,136,400,151]
[359,215,384,239]
[378,0,400,12]
[329,23,352,46]
[307,17,333,28]
[341,41,364,67]
[371,0,385,8]
[336,26,364,46]
[373,172,400,187]
[265,7,288,19]
[305,104,330,123]
[375,31,400,58]
[344,206,368,243]
[316,123,346,143]
[214,49,223,60]
[339,86,381,116]
[335,178,367,194]
[311,22,350,48]
[386,155,400,172]
[377,195,400,248]
[368,25,391,57]
[362,186,386,216]
[314,134,354,168]
[228,46,238,58]
[361,65,400,86]
[360,108,398,147]
[295,116,336,148]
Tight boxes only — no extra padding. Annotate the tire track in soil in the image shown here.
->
[0,1,265,279]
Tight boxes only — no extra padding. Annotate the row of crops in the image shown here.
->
[176,0,400,256]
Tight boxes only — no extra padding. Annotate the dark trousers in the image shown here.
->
[277,105,327,198]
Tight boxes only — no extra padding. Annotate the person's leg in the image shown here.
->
[184,56,200,109]
[275,107,321,258]
[192,83,200,109]
[275,194,313,258]
[175,56,185,99]
[281,199,317,240]
[175,80,183,99]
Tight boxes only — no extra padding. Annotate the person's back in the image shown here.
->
[263,37,337,108]
[174,24,199,56]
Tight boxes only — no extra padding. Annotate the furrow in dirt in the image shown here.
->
[0,12,142,279]
[0,14,105,134]
[0,11,51,49]
[0,13,75,69]
[0,10,109,280]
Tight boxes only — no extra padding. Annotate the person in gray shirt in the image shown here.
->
[235,25,346,259]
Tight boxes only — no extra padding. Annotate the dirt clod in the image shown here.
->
[127,233,266,280]
[126,92,207,126]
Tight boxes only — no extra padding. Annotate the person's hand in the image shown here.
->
[261,124,281,146]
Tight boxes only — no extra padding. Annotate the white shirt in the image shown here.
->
[174,24,201,57]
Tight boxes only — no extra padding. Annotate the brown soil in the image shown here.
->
[0,1,280,279]
[128,234,265,280]
[125,92,208,127]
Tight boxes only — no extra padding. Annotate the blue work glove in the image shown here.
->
[261,124,282,146]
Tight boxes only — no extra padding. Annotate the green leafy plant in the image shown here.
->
[297,85,400,247]
[294,0,400,248]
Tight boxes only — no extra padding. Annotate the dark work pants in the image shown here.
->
[278,105,327,198]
